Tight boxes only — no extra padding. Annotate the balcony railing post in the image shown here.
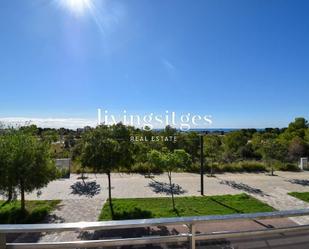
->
[0,233,6,249]
[189,224,196,249]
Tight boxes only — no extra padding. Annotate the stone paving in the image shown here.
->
[23,173,241,200]
[5,171,309,242]
[17,171,309,202]
[12,199,105,243]
[39,199,104,242]
[215,172,309,225]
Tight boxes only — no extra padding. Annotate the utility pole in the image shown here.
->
[200,135,204,195]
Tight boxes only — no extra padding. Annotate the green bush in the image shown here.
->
[185,161,266,173]
[279,163,300,172]
[0,200,60,224]
[71,160,93,174]
[219,163,242,172]
[57,168,70,178]
[184,162,200,173]
[236,161,267,172]
[130,162,164,174]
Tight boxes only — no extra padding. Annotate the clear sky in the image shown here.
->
[0,0,309,128]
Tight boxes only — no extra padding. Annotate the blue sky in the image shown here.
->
[0,0,309,128]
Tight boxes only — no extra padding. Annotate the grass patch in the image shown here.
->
[288,192,309,202]
[99,194,274,221]
[0,200,60,224]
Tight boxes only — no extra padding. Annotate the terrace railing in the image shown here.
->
[1,209,309,249]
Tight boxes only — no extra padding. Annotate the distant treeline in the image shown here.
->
[1,117,309,174]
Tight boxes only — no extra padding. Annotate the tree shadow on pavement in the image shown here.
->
[78,225,181,244]
[70,181,101,198]
[219,180,269,197]
[45,214,65,223]
[78,225,233,249]
[286,179,309,186]
[148,180,187,195]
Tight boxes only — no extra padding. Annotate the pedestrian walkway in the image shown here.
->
[13,199,105,243]
[41,199,104,242]
[216,173,309,225]
[247,188,309,225]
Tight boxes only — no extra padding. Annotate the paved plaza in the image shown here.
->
[4,171,309,243]
[15,171,309,225]
[20,171,309,212]
[4,171,309,216]
[17,171,309,200]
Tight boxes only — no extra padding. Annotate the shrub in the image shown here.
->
[219,163,242,172]
[185,161,266,173]
[130,162,164,174]
[57,168,70,178]
[0,200,60,224]
[279,163,300,172]
[184,162,200,173]
[70,161,92,174]
[237,161,266,172]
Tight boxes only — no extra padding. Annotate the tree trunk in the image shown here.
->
[7,186,13,203]
[107,172,114,218]
[81,170,86,186]
[210,161,214,177]
[269,161,274,176]
[20,180,25,213]
[168,172,176,211]
[271,165,274,176]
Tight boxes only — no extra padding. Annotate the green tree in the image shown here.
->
[162,125,178,152]
[64,134,76,149]
[0,133,15,202]
[177,132,200,163]
[305,129,309,144]
[288,117,308,131]
[279,118,309,143]
[19,125,38,135]
[204,135,222,176]
[1,131,57,211]
[288,137,308,161]
[81,124,133,217]
[259,139,287,176]
[223,131,248,162]
[148,149,191,210]
[41,129,59,143]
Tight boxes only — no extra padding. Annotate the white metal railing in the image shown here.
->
[1,209,309,249]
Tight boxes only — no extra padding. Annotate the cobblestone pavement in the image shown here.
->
[13,199,105,243]
[40,199,104,242]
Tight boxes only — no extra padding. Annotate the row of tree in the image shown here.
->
[78,118,309,214]
[42,118,309,166]
[1,117,309,215]
[0,123,192,214]
[9,118,309,170]
[79,123,192,213]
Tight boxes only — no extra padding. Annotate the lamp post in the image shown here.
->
[200,135,204,195]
